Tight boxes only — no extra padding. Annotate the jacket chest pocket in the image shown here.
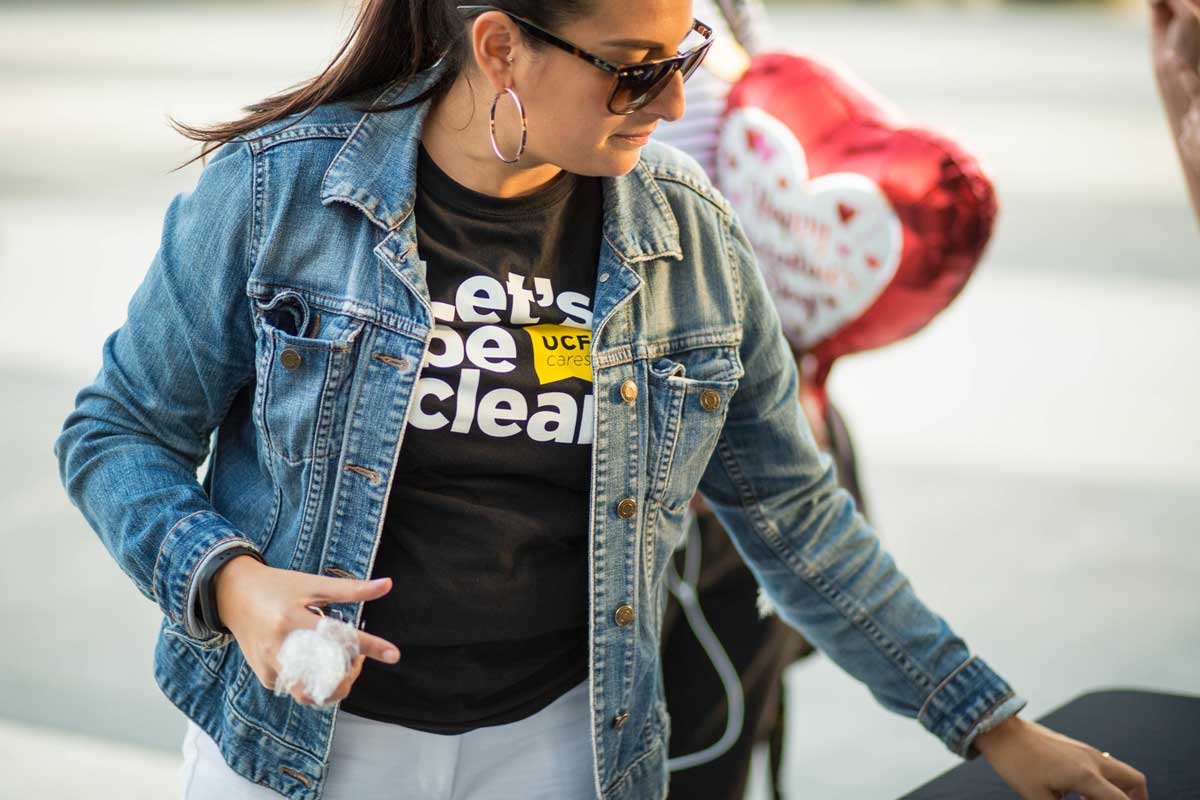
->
[251,290,366,464]
[642,345,740,583]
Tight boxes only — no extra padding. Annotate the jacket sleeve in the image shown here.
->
[53,140,263,648]
[696,207,1027,759]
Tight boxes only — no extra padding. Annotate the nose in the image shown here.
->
[644,71,686,122]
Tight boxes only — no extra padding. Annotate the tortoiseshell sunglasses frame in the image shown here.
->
[457,5,715,115]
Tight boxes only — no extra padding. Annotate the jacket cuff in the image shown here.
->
[960,693,1029,760]
[186,539,264,642]
[916,655,1028,758]
[151,510,258,644]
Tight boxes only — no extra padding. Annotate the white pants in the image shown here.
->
[179,680,597,799]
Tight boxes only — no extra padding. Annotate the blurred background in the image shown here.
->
[1,0,1197,798]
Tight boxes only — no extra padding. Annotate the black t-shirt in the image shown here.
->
[341,145,601,733]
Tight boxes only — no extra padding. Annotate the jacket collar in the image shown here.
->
[320,64,441,233]
[320,62,681,264]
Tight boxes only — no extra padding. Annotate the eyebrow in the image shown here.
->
[601,20,697,53]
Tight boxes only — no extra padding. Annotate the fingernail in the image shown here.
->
[384,649,400,663]
[371,577,389,585]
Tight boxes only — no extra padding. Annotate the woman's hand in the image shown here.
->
[213,555,401,706]
[974,715,1148,800]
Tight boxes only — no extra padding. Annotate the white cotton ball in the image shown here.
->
[273,616,361,707]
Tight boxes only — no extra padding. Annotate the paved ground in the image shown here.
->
[2,2,1197,798]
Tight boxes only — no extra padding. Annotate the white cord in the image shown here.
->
[666,508,746,772]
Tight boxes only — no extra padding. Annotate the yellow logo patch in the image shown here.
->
[525,324,593,385]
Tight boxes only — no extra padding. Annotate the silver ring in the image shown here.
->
[305,603,345,622]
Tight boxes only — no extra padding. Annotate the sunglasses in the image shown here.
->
[457,5,714,115]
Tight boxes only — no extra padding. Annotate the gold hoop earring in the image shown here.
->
[489,87,527,164]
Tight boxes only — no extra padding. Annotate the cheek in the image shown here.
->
[521,67,644,175]
[526,69,620,139]
[529,103,628,168]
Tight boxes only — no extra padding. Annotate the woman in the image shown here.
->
[54,2,1148,799]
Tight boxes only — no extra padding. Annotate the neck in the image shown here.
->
[421,71,562,198]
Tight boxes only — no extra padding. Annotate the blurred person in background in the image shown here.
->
[1152,0,1200,223]
[54,1,1150,799]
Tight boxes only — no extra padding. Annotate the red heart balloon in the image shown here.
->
[718,53,998,394]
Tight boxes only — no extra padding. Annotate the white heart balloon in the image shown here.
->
[716,107,903,351]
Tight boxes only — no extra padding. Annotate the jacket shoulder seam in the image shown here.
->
[242,123,357,155]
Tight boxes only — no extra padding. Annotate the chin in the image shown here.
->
[597,147,643,177]
[563,149,641,178]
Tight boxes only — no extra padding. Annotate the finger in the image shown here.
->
[1097,756,1149,800]
[306,575,394,605]
[282,604,332,636]
[287,681,313,706]
[296,654,364,707]
[357,630,402,664]
[285,605,398,663]
[1077,768,1134,800]
[328,655,366,703]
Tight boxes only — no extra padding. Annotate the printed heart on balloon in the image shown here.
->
[718,53,997,383]
[717,106,903,352]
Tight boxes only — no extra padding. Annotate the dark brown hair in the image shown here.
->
[171,0,590,169]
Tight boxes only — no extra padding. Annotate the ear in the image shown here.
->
[470,11,520,92]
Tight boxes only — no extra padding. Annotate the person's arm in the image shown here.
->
[697,208,1148,798]
[697,205,1022,758]
[1152,0,1200,225]
[53,140,262,647]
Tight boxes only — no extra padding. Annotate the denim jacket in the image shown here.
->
[54,63,1025,800]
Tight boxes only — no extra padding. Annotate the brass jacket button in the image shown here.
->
[616,498,637,519]
[612,711,630,730]
[700,388,721,412]
[280,349,302,370]
[614,605,634,627]
[620,379,638,404]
